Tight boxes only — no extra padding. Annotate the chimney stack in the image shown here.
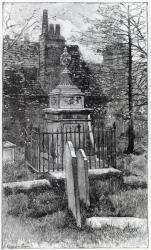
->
[42,9,48,34]
[55,24,60,36]
[49,24,55,36]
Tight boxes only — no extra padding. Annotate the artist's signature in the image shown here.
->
[3,243,30,249]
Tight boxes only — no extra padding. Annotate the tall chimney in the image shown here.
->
[49,24,55,36]
[42,9,48,34]
[55,24,60,36]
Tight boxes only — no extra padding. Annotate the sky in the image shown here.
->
[3,2,147,64]
[3,2,103,63]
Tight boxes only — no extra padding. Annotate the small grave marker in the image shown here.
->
[77,149,90,207]
[3,141,16,164]
[64,141,81,228]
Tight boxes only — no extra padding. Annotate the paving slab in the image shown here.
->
[49,168,122,180]
[88,168,122,179]
[86,217,148,230]
[3,179,50,191]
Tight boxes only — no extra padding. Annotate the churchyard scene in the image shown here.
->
[2,2,148,248]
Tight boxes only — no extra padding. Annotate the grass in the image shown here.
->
[4,177,148,219]
[2,202,148,248]
[2,148,148,248]
[2,186,148,248]
[86,188,148,218]
[109,189,148,218]
[6,189,68,218]
[116,152,148,191]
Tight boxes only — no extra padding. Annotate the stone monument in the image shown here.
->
[43,46,92,131]
[43,46,92,163]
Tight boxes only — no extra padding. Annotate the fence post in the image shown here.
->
[30,127,32,166]
[61,127,64,171]
[56,128,59,171]
[111,128,114,167]
[38,127,41,173]
[113,122,117,168]
[48,132,50,173]
[52,130,55,171]
[101,124,105,168]
[78,124,81,149]
[42,132,45,172]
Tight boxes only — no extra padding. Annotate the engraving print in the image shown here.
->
[2,2,148,248]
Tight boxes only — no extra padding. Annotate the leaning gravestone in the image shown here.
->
[77,149,90,207]
[64,141,81,228]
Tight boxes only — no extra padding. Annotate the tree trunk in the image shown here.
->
[127,5,134,154]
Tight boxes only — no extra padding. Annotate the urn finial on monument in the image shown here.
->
[60,47,71,69]
[60,46,72,86]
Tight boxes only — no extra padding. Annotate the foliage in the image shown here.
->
[74,3,147,153]
[3,4,40,52]
[110,189,147,218]
[117,152,147,177]
[3,160,28,183]
[3,68,47,145]
[7,193,29,216]
[5,187,67,218]
[87,187,147,218]
[27,191,67,217]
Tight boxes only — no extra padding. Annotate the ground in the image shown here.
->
[2,199,148,248]
[2,148,148,248]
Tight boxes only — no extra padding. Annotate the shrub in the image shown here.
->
[130,154,147,173]
[110,188,147,218]
[7,193,29,216]
[27,191,67,217]
[3,186,13,196]
[117,153,147,181]
[88,187,147,218]
[5,188,67,218]
[3,160,28,183]
[134,142,147,155]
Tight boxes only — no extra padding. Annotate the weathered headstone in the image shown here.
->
[77,149,90,207]
[64,141,81,228]
[3,141,16,164]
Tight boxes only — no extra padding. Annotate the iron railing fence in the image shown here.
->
[25,123,116,173]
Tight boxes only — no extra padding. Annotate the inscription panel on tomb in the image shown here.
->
[60,96,83,109]
[63,123,84,131]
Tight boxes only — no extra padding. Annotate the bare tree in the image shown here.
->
[3,3,41,53]
[73,3,147,153]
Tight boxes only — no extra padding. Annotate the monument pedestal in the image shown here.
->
[43,108,92,132]
[43,107,92,165]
